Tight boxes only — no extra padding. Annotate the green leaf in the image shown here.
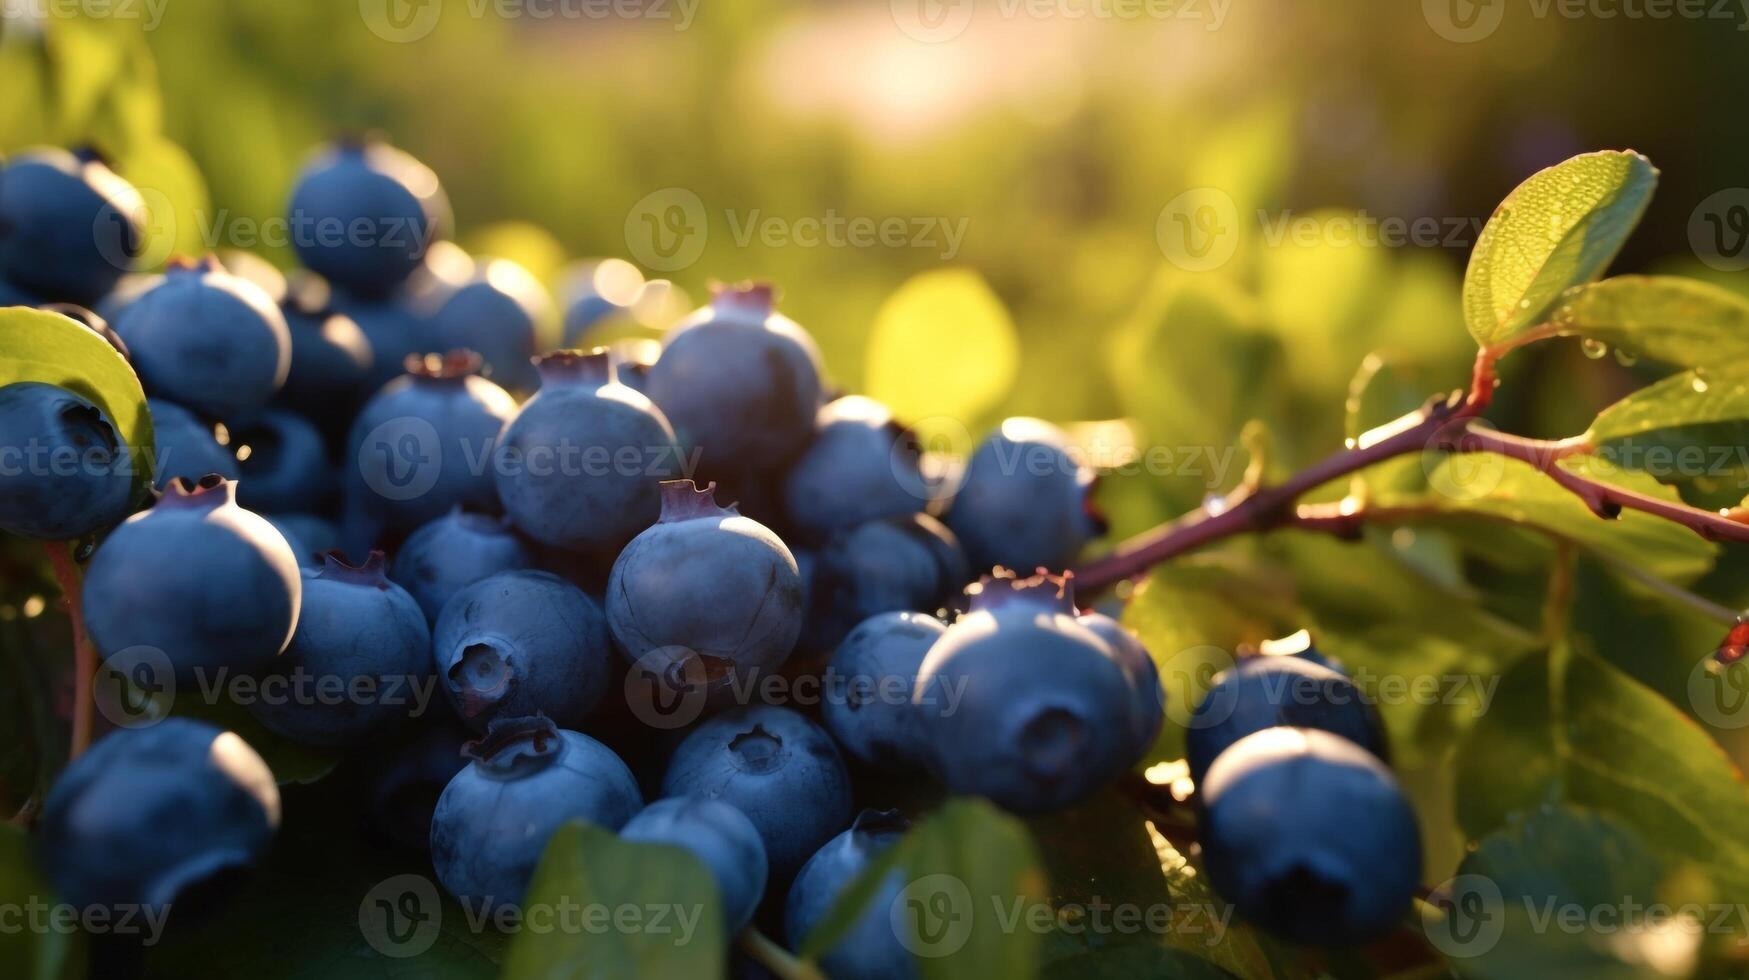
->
[116,136,212,272]
[865,270,1019,452]
[1552,275,1749,368]
[1585,361,1749,445]
[0,824,83,980]
[1454,648,1749,894]
[1462,151,1657,348]
[0,306,154,502]
[503,822,725,980]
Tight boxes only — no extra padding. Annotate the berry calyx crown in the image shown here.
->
[965,567,1077,615]
[657,480,739,523]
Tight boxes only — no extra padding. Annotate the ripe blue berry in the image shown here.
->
[607,481,804,692]
[247,552,431,747]
[391,508,534,622]
[945,418,1105,575]
[915,571,1143,814]
[1186,654,1385,786]
[263,512,344,567]
[803,512,969,653]
[0,277,42,307]
[782,396,931,541]
[287,138,447,298]
[274,273,375,426]
[0,147,145,304]
[431,715,642,909]
[494,350,681,555]
[92,272,158,324]
[427,258,556,392]
[433,569,614,731]
[660,705,853,884]
[822,611,946,770]
[112,257,291,420]
[328,289,431,392]
[232,409,335,514]
[36,718,279,915]
[0,382,134,539]
[644,283,825,472]
[784,809,915,980]
[1077,610,1165,761]
[82,476,301,677]
[360,713,472,851]
[609,338,661,397]
[346,351,516,533]
[621,796,769,933]
[146,398,238,489]
[558,258,643,347]
[1198,727,1421,946]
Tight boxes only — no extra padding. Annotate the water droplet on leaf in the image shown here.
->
[1580,337,1608,359]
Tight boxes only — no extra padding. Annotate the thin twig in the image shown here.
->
[42,541,94,759]
[739,928,825,980]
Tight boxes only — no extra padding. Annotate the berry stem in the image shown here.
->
[44,541,95,759]
[738,928,825,980]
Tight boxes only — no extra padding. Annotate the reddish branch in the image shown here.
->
[43,541,95,758]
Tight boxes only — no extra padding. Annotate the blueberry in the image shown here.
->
[36,718,279,916]
[427,257,557,392]
[945,418,1105,575]
[232,409,335,514]
[247,552,432,747]
[1198,727,1421,946]
[558,258,643,347]
[0,382,134,539]
[644,283,825,472]
[1185,654,1385,787]
[608,338,661,398]
[262,512,344,567]
[82,475,301,677]
[607,481,804,693]
[274,272,375,428]
[0,147,145,304]
[39,303,130,360]
[433,569,614,731]
[783,809,915,980]
[287,138,447,298]
[91,271,159,324]
[391,508,534,623]
[359,712,472,851]
[660,705,853,884]
[782,396,931,541]
[822,612,946,770]
[0,277,42,307]
[915,571,1142,814]
[111,257,292,420]
[495,350,682,556]
[621,796,769,933]
[1077,610,1165,761]
[803,513,969,653]
[146,398,238,489]
[431,715,642,909]
[345,351,516,533]
[328,289,431,392]
[217,249,288,305]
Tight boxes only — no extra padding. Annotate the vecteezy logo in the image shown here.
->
[1156,188,1239,273]
[1422,874,1505,958]
[359,874,442,958]
[1422,0,1504,42]
[360,0,442,42]
[624,188,707,273]
[1159,645,1236,729]
[92,645,175,729]
[890,873,974,958]
[357,416,442,502]
[1689,189,1749,273]
[890,0,975,43]
[1690,655,1749,730]
[623,646,713,730]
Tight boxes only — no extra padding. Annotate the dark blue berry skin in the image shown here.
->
[1078,611,1165,761]
[621,796,769,933]
[607,482,804,690]
[558,258,642,347]
[660,705,853,884]
[146,398,238,489]
[823,612,946,770]
[0,148,144,304]
[1185,655,1386,787]
[784,810,916,980]
[945,418,1104,575]
[112,259,292,420]
[644,284,825,472]
[494,351,681,556]
[782,396,931,542]
[427,259,556,392]
[803,513,969,654]
[0,277,42,307]
[82,477,302,677]
[433,570,614,732]
[392,508,534,622]
[92,272,158,324]
[609,339,661,398]
[287,140,447,298]
[431,716,642,909]
[263,512,344,567]
[233,409,335,514]
[247,553,432,747]
[1199,727,1422,947]
[360,712,472,851]
[0,382,134,539]
[36,718,279,915]
[915,574,1141,814]
[328,289,432,392]
[274,273,375,429]
[345,352,516,533]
